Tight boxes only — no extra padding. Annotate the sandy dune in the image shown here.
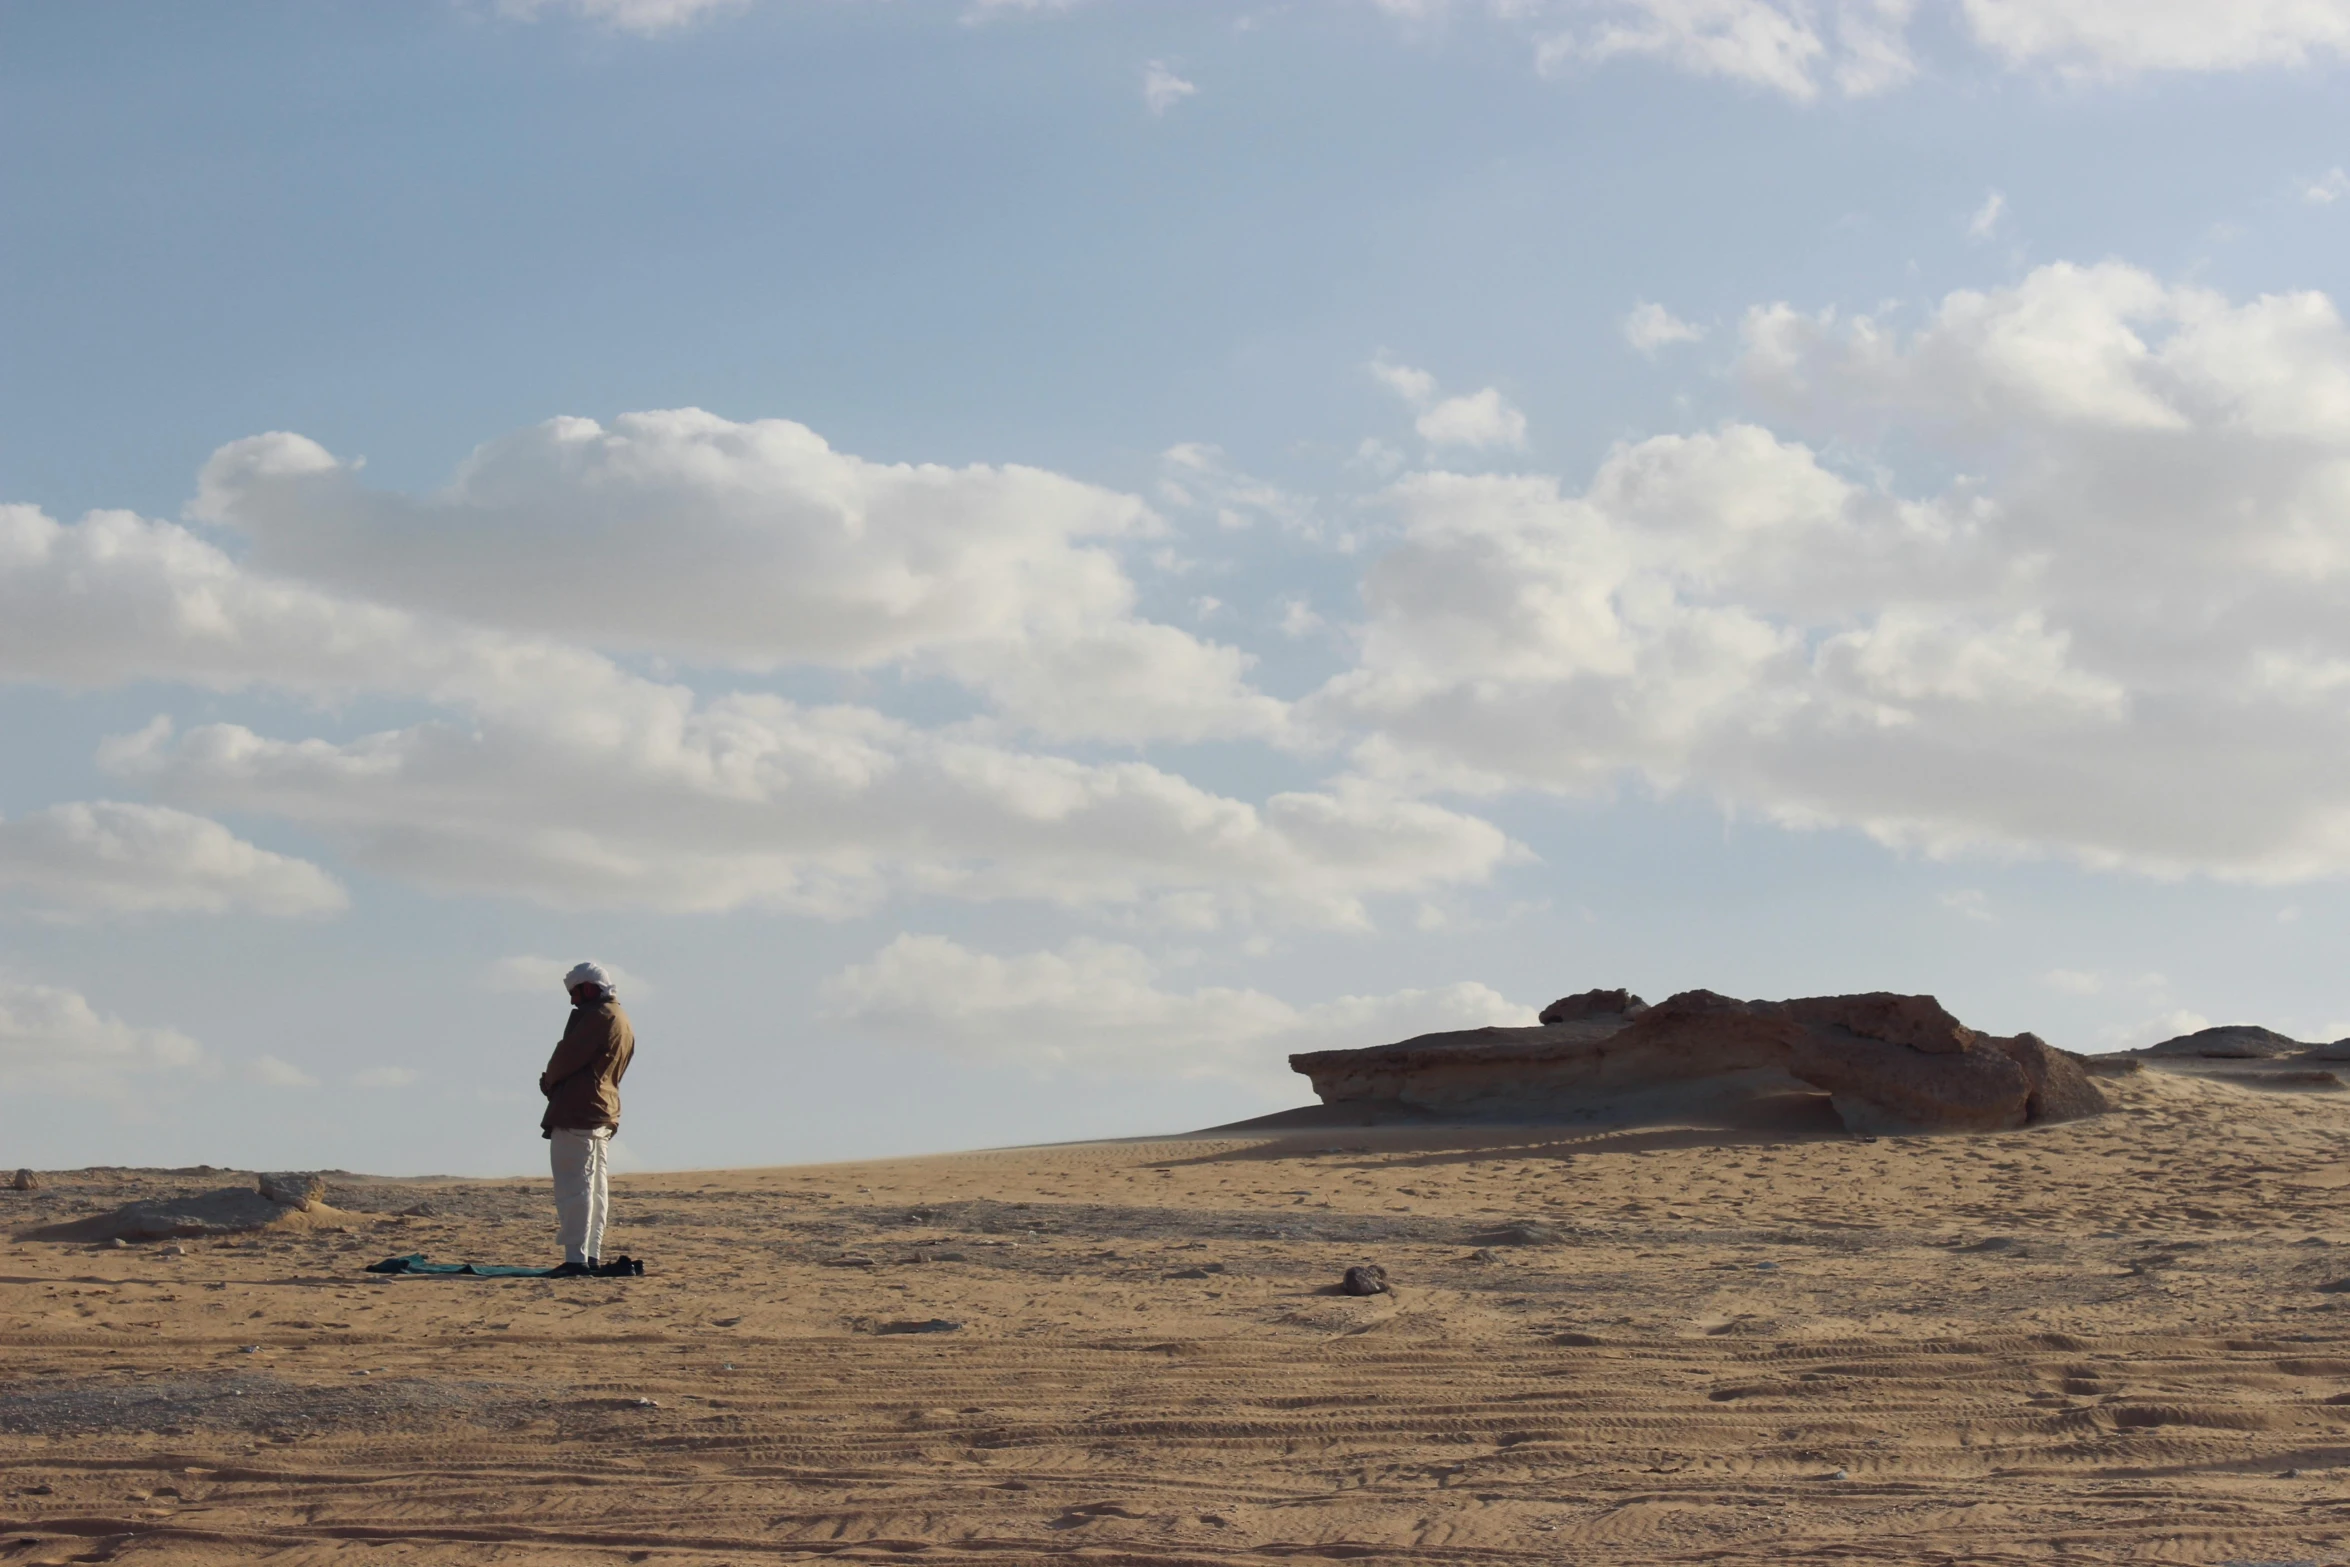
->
[9,1068,2350,1562]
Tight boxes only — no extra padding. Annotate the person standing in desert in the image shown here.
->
[540,961,635,1276]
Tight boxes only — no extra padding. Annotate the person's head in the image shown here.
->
[564,961,613,1004]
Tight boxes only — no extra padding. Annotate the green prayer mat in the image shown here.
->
[366,1253,645,1277]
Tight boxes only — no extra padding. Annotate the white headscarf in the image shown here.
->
[564,961,613,995]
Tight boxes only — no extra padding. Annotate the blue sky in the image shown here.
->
[8,0,2350,1175]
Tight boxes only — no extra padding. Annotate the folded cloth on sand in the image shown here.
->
[366,1253,645,1277]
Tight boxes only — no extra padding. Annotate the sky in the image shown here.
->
[8,0,2350,1176]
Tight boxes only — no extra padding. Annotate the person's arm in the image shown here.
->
[539,1012,607,1095]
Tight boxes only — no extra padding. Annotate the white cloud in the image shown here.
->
[1960,0,2350,77]
[482,954,653,996]
[2101,1007,2211,1051]
[1157,443,1323,538]
[1371,360,1529,450]
[2040,968,2167,998]
[1743,258,2350,449]
[245,1055,320,1088]
[1555,0,1829,100]
[353,1066,419,1090]
[1406,0,2350,93]
[1539,0,1916,102]
[0,454,1511,926]
[1827,0,1920,93]
[1279,597,1327,638]
[1143,60,1198,114]
[495,0,747,32]
[0,802,345,918]
[1369,358,1439,406]
[823,933,1533,1089]
[1940,887,1992,922]
[1624,302,1708,356]
[0,504,437,697]
[2306,168,2350,206]
[1966,188,2005,241]
[1417,388,1530,450]
[1314,261,2350,881]
[0,980,207,1097]
[104,703,1515,926]
[1350,437,1407,480]
[496,0,2350,96]
[191,410,1286,745]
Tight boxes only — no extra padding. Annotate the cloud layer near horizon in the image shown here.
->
[12,258,2350,954]
[824,932,1532,1089]
[1320,261,2350,881]
[0,980,207,1097]
[0,802,344,918]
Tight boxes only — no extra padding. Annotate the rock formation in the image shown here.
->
[257,1171,327,1210]
[2143,1025,2310,1059]
[18,1170,347,1243]
[1539,988,1648,1026]
[2125,1023,2350,1085]
[1290,987,2109,1135]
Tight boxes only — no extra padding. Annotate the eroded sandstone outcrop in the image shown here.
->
[2144,1025,2310,1060]
[18,1170,348,1243]
[2124,1023,2350,1088]
[1289,987,2109,1135]
[1539,988,1648,1026]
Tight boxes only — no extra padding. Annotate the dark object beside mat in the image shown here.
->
[366,1253,646,1277]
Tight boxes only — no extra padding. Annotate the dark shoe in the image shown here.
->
[548,1260,590,1277]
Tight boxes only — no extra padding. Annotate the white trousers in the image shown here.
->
[550,1126,613,1266]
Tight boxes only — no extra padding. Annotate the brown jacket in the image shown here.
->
[540,997,634,1136]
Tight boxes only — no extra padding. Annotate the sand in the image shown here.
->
[7,1068,2350,1563]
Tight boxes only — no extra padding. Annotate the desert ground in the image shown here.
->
[9,1068,2350,1563]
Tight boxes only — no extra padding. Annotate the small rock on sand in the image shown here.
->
[1342,1264,1390,1296]
[11,1168,37,1192]
[876,1318,962,1335]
